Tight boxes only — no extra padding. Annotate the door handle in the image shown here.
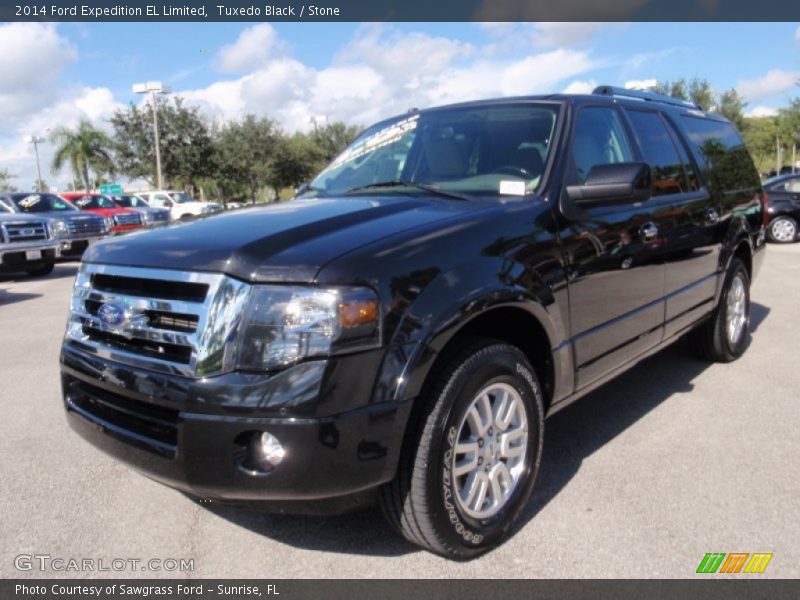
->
[639,221,659,242]
[705,208,720,225]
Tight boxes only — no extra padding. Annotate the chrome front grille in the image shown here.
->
[67,218,105,236]
[65,264,251,378]
[1,221,49,242]
[113,213,142,226]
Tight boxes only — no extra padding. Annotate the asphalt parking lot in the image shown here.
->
[1,244,799,579]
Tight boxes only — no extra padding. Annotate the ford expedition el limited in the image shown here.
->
[60,86,766,558]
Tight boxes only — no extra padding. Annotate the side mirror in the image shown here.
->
[295,182,310,195]
[163,199,173,208]
[566,162,651,206]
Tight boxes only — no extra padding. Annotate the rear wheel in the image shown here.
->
[26,260,54,277]
[689,257,750,362]
[379,339,544,559]
[768,216,797,243]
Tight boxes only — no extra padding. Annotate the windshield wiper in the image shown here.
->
[344,180,471,201]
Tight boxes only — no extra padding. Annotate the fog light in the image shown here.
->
[257,432,286,465]
[234,430,286,475]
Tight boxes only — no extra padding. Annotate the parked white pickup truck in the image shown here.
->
[136,191,223,221]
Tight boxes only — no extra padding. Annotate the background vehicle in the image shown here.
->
[61,87,766,559]
[0,201,59,276]
[109,194,171,228]
[137,190,223,221]
[60,193,144,235]
[763,173,800,243]
[0,192,109,259]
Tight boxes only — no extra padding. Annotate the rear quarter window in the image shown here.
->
[678,116,760,192]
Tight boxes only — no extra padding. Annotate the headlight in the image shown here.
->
[104,216,114,230]
[52,219,67,237]
[236,286,381,371]
[140,212,150,225]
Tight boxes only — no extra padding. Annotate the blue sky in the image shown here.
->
[2,22,799,189]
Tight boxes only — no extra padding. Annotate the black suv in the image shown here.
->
[60,86,766,558]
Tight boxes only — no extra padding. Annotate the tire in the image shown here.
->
[26,260,54,277]
[379,339,544,559]
[689,257,750,362]
[767,216,797,243]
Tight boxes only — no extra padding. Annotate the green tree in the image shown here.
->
[717,88,747,131]
[269,133,320,196]
[50,120,114,191]
[653,78,714,110]
[310,122,361,165]
[214,115,281,204]
[111,97,214,190]
[0,168,17,192]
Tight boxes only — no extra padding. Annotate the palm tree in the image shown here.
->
[50,121,114,191]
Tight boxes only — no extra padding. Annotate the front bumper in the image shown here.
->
[58,236,105,257]
[60,344,413,513]
[0,240,58,271]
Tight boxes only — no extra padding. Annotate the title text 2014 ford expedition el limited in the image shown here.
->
[60,87,766,558]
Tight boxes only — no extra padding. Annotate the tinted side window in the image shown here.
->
[571,107,633,183]
[679,116,759,191]
[626,110,689,197]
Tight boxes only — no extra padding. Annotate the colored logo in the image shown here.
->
[21,228,35,236]
[697,552,773,574]
[98,302,127,328]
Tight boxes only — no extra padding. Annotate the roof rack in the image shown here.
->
[592,85,702,110]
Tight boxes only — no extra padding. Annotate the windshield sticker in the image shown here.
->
[499,180,526,196]
[18,195,42,209]
[75,197,92,207]
[329,114,419,170]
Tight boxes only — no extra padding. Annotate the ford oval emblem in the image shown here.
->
[21,228,35,236]
[98,302,127,327]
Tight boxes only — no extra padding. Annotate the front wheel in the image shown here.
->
[26,260,54,277]
[379,339,544,559]
[689,257,750,362]
[768,216,797,243]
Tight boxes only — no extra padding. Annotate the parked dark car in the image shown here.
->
[762,173,800,243]
[0,192,109,259]
[109,194,171,228]
[60,86,766,558]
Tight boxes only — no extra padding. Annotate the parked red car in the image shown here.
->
[60,193,144,234]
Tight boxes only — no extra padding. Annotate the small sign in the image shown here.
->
[499,180,526,196]
[100,184,123,195]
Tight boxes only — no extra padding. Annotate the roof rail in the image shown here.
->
[592,85,702,110]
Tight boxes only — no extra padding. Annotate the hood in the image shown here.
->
[81,207,134,217]
[84,196,483,282]
[43,211,105,223]
[0,213,48,224]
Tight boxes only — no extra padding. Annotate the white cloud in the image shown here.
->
[337,26,474,78]
[737,69,800,102]
[745,106,779,118]
[181,28,597,135]
[0,86,122,191]
[0,23,77,133]
[215,24,285,73]
[562,80,598,94]
[531,23,612,48]
[625,78,657,90]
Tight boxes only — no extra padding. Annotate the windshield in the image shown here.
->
[10,193,78,213]
[112,195,149,208]
[307,103,559,198]
[168,192,195,204]
[73,195,118,209]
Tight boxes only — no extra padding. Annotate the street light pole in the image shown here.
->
[132,81,170,190]
[151,88,163,189]
[27,135,45,191]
